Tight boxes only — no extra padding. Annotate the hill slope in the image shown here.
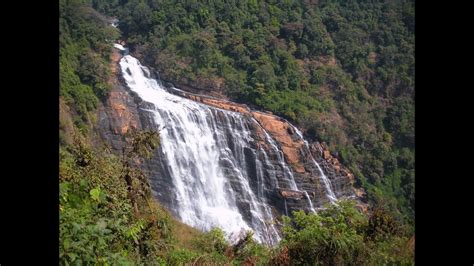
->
[96,0,415,224]
[59,0,414,264]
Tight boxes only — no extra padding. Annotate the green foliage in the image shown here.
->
[60,133,171,265]
[89,187,103,202]
[60,0,117,126]
[60,1,414,264]
[280,200,413,265]
[281,201,366,265]
[60,143,123,263]
[167,248,200,265]
[123,128,161,160]
[192,228,228,254]
[232,231,273,265]
[95,0,414,227]
[125,219,145,244]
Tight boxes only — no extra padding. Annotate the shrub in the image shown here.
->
[281,201,367,265]
[279,200,413,265]
[167,248,199,265]
[192,228,228,254]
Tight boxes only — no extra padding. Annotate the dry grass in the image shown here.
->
[142,198,203,250]
[172,218,202,250]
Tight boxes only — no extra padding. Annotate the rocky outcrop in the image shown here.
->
[251,111,305,173]
[166,88,307,174]
[168,88,251,115]
[162,84,364,209]
[169,76,227,99]
[97,49,142,151]
[98,49,177,208]
[99,48,366,223]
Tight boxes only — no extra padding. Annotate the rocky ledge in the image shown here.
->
[99,48,368,217]
[163,83,365,208]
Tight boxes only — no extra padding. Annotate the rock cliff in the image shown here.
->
[98,48,367,227]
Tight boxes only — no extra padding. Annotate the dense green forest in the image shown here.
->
[94,0,414,224]
[60,0,120,135]
[60,0,414,264]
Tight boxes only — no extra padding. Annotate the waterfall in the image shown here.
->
[303,191,316,213]
[120,55,284,245]
[118,54,337,245]
[257,121,298,190]
[255,118,319,210]
[291,125,337,203]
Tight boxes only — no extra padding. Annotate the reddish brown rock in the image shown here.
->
[293,164,306,173]
[251,111,305,171]
[103,49,140,135]
[281,146,301,166]
[107,90,139,134]
[279,190,304,200]
[202,98,250,114]
[252,112,292,145]
[323,150,331,159]
[110,49,121,77]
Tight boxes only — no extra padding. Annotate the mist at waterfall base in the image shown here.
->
[119,54,337,246]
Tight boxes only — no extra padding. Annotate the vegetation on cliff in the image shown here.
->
[60,0,119,134]
[60,0,414,264]
[59,135,413,264]
[94,0,415,227]
[60,135,412,264]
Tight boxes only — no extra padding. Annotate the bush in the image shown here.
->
[279,200,413,265]
[60,133,173,265]
[232,231,272,265]
[192,228,228,254]
[167,248,199,265]
[281,201,367,265]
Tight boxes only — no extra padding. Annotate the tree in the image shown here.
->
[121,128,160,214]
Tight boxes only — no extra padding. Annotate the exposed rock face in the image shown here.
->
[98,49,367,238]
[166,87,250,114]
[252,111,305,172]
[162,85,363,209]
[98,49,178,208]
[98,50,141,150]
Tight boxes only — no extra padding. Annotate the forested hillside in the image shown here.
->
[59,0,414,264]
[94,0,414,224]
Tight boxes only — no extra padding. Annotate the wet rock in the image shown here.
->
[278,189,304,200]
[287,126,295,135]
[98,52,367,244]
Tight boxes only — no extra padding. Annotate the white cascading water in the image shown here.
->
[118,53,336,245]
[255,119,317,212]
[292,125,337,203]
[120,54,285,245]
